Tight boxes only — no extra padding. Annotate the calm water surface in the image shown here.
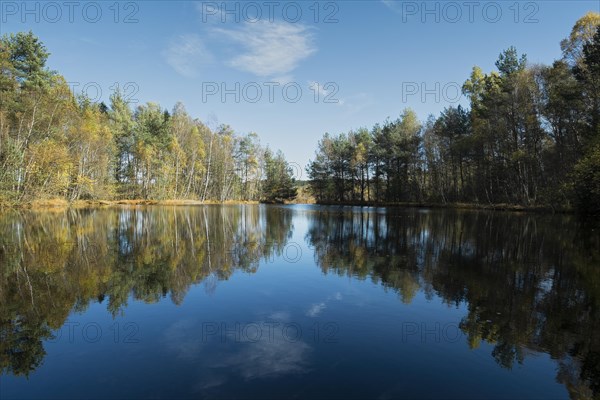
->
[1,205,599,399]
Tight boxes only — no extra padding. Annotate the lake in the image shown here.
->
[1,205,599,399]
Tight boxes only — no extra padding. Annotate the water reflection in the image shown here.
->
[0,205,599,399]
[305,208,600,399]
[0,205,294,378]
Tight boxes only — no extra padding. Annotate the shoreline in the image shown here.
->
[312,201,574,214]
[0,199,262,210]
[0,198,576,214]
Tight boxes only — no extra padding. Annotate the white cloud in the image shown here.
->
[270,75,295,85]
[339,92,374,114]
[381,0,399,12]
[215,21,316,78]
[163,34,214,78]
[308,81,330,98]
[194,1,229,24]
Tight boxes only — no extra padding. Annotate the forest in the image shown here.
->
[0,32,297,205]
[2,12,600,213]
[307,12,600,214]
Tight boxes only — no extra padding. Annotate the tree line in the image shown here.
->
[307,13,600,213]
[0,32,297,204]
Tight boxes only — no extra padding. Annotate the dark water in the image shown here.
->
[1,205,599,399]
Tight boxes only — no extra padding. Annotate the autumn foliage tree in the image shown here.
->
[0,32,295,204]
[307,12,600,213]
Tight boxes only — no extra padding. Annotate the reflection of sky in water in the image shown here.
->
[163,290,345,391]
[1,205,595,399]
[164,316,312,392]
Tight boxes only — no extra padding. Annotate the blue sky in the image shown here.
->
[2,0,599,172]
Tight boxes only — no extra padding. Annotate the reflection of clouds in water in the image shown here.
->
[268,311,291,321]
[215,334,311,380]
[165,308,324,392]
[306,302,326,317]
[193,322,312,392]
[195,373,228,390]
[164,319,203,359]
[306,291,343,317]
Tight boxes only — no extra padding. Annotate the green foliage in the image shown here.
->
[2,31,53,89]
[495,46,527,77]
[262,149,297,203]
[307,109,422,203]
[561,11,600,67]
[0,32,292,204]
[307,15,600,213]
[574,25,600,139]
[572,26,600,214]
[573,143,600,214]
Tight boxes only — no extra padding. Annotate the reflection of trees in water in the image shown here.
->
[305,210,424,303]
[2,206,599,398]
[0,205,293,377]
[305,209,600,400]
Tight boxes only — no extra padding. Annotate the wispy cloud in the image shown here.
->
[308,81,330,98]
[381,0,400,12]
[163,34,214,78]
[214,21,316,78]
[339,92,374,115]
